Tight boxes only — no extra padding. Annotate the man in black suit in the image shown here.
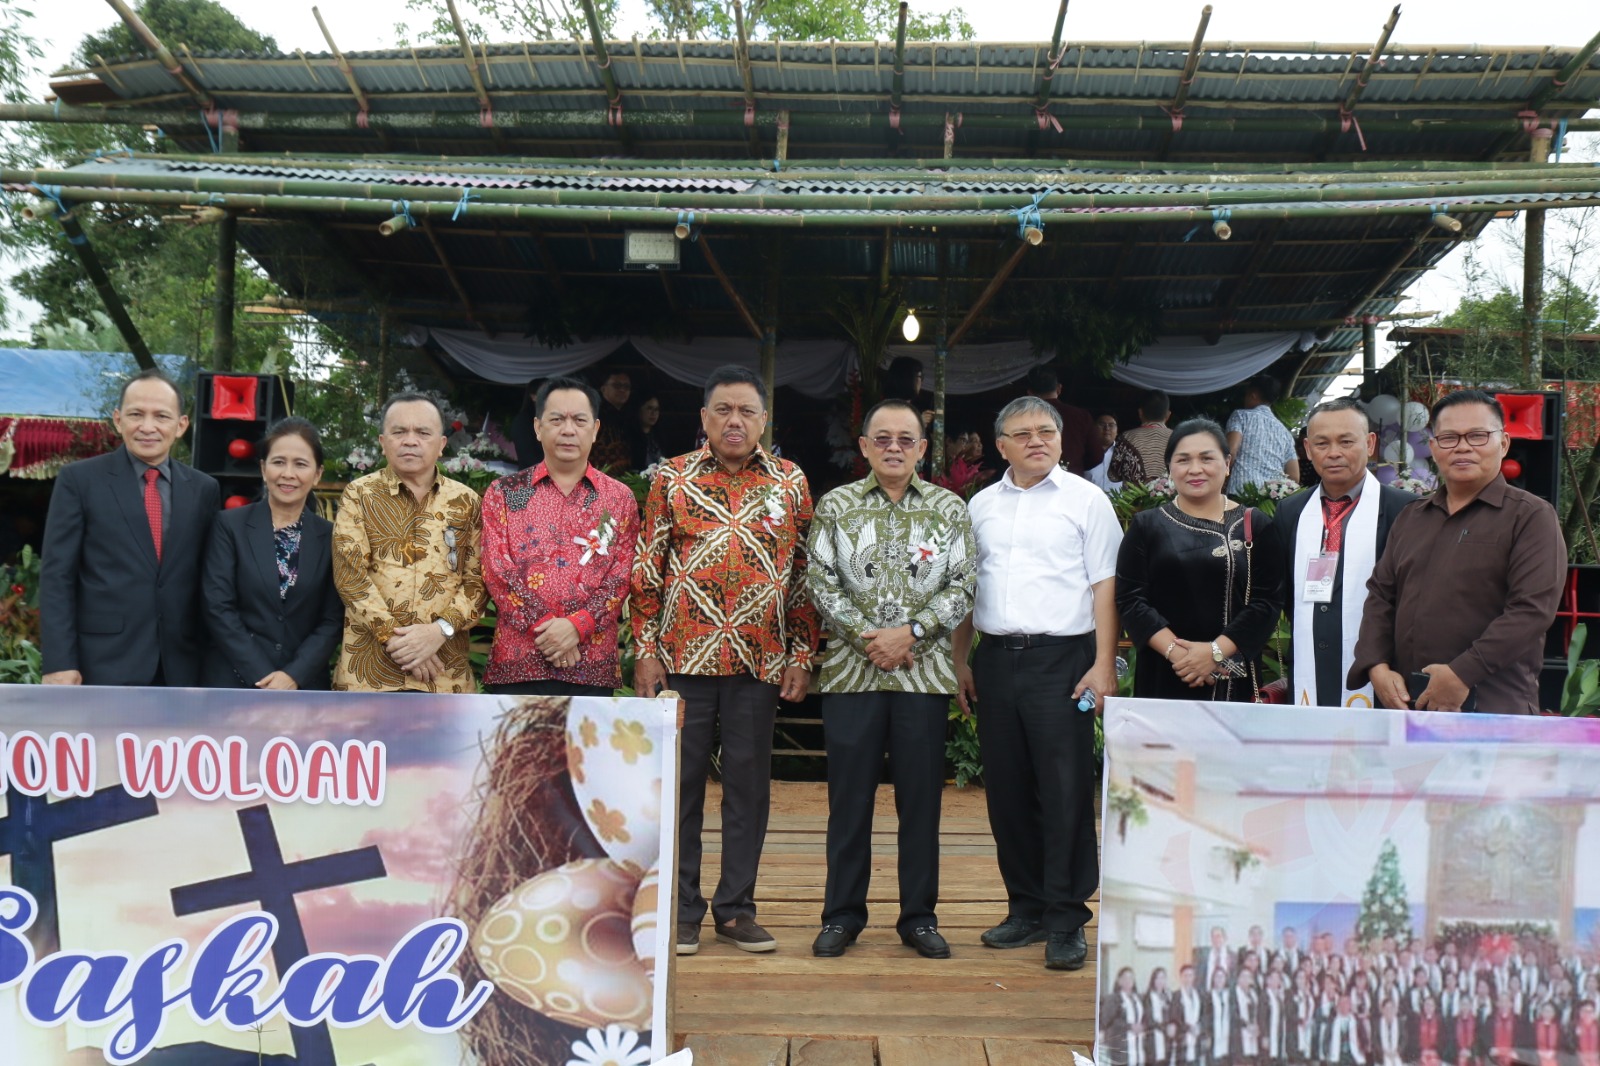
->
[1261,398,1416,708]
[40,369,220,686]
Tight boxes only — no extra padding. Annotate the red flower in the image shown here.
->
[451,420,464,431]
[9,584,23,596]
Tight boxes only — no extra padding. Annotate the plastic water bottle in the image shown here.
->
[1077,690,1097,713]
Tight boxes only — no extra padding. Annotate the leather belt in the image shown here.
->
[980,632,1087,650]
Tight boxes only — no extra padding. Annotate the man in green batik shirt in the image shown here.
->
[805,397,977,961]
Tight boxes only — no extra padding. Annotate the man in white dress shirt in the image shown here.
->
[953,395,1122,972]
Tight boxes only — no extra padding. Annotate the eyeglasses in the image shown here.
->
[443,526,458,571]
[867,434,920,451]
[541,413,593,429]
[1430,429,1500,449]
[1001,427,1059,445]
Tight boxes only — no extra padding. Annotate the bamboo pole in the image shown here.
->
[948,241,1030,346]
[1341,5,1403,116]
[759,239,780,448]
[578,0,623,110]
[698,235,762,337]
[10,102,1599,137]
[312,7,373,116]
[1158,5,1212,159]
[932,237,950,476]
[732,0,760,154]
[419,217,486,332]
[13,179,1600,229]
[1524,128,1553,381]
[213,210,237,371]
[1526,26,1600,111]
[102,0,213,110]
[15,163,1600,213]
[22,197,155,369]
[445,0,493,113]
[891,2,910,117]
[1032,0,1073,112]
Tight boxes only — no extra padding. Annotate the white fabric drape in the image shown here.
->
[407,327,854,399]
[407,326,1315,398]
[881,342,1053,395]
[1108,332,1318,395]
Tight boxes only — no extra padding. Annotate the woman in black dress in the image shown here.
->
[202,418,343,689]
[1116,418,1284,701]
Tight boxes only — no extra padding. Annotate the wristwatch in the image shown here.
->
[909,620,927,641]
[1210,640,1225,663]
[435,617,456,639]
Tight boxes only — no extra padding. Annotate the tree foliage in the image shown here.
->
[399,0,972,45]
[1430,279,1600,384]
[74,0,275,63]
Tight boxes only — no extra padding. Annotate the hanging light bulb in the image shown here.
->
[901,308,920,342]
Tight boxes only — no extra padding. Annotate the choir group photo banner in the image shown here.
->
[1096,699,1600,1066]
[0,685,680,1066]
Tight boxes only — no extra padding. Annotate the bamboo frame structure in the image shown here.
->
[101,0,213,111]
[1157,5,1212,159]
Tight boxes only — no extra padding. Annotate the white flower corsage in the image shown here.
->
[574,512,617,565]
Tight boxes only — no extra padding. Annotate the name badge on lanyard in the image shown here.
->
[1303,552,1338,603]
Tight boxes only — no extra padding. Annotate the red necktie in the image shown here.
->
[1321,495,1355,553]
[143,467,163,562]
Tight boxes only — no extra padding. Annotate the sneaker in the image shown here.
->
[1045,927,1088,970]
[715,916,778,953]
[981,915,1047,949]
[676,922,700,956]
[812,924,858,957]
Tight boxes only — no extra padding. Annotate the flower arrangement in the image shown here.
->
[1259,477,1300,501]
[1392,473,1438,496]
[344,446,378,474]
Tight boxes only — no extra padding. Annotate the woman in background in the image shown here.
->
[203,418,343,689]
[633,391,666,470]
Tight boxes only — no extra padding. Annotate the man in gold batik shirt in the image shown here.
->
[332,391,486,692]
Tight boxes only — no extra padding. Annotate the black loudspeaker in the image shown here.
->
[1494,390,1562,513]
[191,373,295,508]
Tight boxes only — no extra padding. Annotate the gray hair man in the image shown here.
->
[952,395,1123,971]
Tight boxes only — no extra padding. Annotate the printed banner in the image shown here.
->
[1097,699,1600,1066]
[0,685,680,1066]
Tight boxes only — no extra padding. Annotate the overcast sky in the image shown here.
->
[6,0,1598,388]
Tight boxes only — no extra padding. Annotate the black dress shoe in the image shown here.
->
[981,915,1047,949]
[900,926,951,959]
[811,924,858,957]
[1045,927,1088,970]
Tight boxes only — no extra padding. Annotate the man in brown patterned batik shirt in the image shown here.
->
[332,392,486,693]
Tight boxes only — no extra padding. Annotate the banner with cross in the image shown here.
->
[0,686,680,1066]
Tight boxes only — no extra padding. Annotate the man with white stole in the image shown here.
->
[1376,999,1406,1066]
[1177,964,1205,1066]
[1260,398,1416,708]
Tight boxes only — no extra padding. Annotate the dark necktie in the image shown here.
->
[143,467,163,561]
[1321,495,1355,553]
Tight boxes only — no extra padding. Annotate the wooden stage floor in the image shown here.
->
[673,780,1098,1065]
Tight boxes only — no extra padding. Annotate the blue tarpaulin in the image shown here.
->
[0,350,192,417]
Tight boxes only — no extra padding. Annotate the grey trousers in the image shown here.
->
[672,671,779,926]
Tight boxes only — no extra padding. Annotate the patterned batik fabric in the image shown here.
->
[331,465,487,692]
[480,463,640,688]
[806,474,977,695]
[630,446,820,684]
[273,518,303,600]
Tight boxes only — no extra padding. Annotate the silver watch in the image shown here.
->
[1210,640,1225,663]
[910,620,927,641]
[435,617,456,639]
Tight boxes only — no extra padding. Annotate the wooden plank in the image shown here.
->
[789,1036,876,1065]
[683,1033,790,1065]
[984,1039,1090,1065]
[879,1035,989,1066]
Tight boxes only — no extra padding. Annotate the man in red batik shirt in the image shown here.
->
[632,364,820,958]
[481,376,639,697]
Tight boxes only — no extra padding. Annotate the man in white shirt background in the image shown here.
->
[953,395,1122,972]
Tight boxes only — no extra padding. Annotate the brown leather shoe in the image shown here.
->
[676,922,700,956]
[715,916,778,953]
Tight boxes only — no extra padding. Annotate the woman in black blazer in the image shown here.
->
[203,418,343,689]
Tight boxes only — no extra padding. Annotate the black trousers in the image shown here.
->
[820,690,948,936]
[972,633,1100,932]
[489,680,615,698]
[673,672,778,926]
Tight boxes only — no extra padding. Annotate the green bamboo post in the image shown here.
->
[1362,315,1378,388]
[13,162,1600,213]
[760,238,780,449]
[6,102,1599,139]
[213,210,237,370]
[25,197,155,369]
[1524,127,1554,381]
[102,0,213,110]
[933,237,950,477]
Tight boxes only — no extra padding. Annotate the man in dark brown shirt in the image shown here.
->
[1026,366,1104,477]
[1348,389,1565,713]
